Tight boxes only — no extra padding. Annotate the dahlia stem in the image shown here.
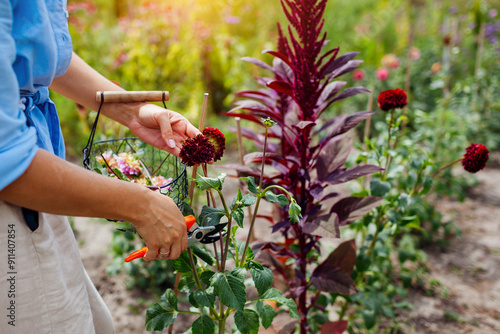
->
[431,158,463,178]
[383,109,395,181]
[188,93,209,200]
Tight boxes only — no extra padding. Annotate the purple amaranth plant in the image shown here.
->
[225,0,383,332]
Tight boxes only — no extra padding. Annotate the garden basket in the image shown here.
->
[82,91,188,207]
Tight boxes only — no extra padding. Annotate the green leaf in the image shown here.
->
[362,309,376,329]
[288,199,302,223]
[192,289,216,308]
[250,265,273,296]
[181,201,196,217]
[112,167,130,181]
[195,173,226,191]
[192,245,215,266]
[199,206,226,226]
[232,267,247,279]
[260,288,299,319]
[210,271,246,311]
[172,250,196,273]
[232,208,245,228]
[200,270,216,286]
[160,289,178,311]
[234,309,260,334]
[241,194,257,207]
[236,240,254,262]
[257,301,275,329]
[241,176,259,194]
[192,314,216,334]
[145,303,178,331]
[370,179,391,197]
[265,192,289,206]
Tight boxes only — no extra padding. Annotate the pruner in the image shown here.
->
[124,215,226,262]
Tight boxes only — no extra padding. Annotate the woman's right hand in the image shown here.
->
[130,189,188,261]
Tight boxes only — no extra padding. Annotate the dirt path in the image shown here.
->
[73,153,500,334]
[398,152,500,333]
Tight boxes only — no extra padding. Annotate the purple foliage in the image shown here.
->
[225,0,383,331]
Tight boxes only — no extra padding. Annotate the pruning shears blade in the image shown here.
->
[187,223,227,247]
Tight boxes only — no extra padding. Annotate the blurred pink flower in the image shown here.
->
[410,47,421,61]
[67,1,97,15]
[113,52,128,68]
[381,54,400,69]
[376,67,389,81]
[352,69,365,81]
[225,16,241,24]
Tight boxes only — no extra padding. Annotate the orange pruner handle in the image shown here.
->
[124,215,196,262]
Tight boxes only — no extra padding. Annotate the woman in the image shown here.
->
[0,1,197,333]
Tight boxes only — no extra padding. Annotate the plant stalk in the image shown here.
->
[383,109,395,181]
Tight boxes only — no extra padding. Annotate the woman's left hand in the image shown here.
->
[127,103,200,156]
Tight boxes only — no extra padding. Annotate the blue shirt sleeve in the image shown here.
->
[0,0,39,191]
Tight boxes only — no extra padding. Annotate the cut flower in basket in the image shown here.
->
[96,151,172,189]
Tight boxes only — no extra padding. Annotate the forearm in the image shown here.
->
[49,52,142,126]
[0,149,149,223]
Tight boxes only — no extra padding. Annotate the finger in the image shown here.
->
[169,241,182,260]
[156,111,176,149]
[144,246,160,261]
[186,122,201,138]
[157,248,171,260]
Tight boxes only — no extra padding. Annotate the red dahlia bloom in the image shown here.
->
[179,134,215,166]
[462,143,489,173]
[203,127,226,162]
[377,88,407,111]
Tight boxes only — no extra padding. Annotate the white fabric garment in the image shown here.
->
[0,201,114,333]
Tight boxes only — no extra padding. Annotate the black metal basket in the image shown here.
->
[82,91,188,207]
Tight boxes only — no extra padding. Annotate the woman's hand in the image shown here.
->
[131,189,188,260]
[127,103,200,156]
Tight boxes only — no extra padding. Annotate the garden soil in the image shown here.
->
[74,152,500,334]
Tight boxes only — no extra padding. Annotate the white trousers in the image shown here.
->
[0,201,114,333]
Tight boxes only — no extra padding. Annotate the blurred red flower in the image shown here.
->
[376,67,389,81]
[377,88,407,111]
[462,143,489,173]
[352,69,365,81]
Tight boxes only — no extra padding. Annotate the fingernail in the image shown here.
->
[168,139,176,148]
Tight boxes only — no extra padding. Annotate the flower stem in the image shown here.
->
[188,248,202,289]
[432,158,463,178]
[383,109,395,181]
[218,190,232,272]
[240,196,262,265]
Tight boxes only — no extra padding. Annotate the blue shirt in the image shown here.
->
[0,0,72,190]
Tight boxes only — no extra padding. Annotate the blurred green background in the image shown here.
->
[55,0,500,158]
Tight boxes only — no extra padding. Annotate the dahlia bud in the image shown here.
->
[462,143,489,173]
[377,88,408,111]
[352,69,365,81]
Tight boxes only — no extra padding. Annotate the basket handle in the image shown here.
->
[96,91,169,103]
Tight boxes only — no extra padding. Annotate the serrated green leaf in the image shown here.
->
[145,303,178,331]
[232,208,245,228]
[181,201,196,217]
[115,223,137,234]
[192,289,216,308]
[288,199,302,223]
[188,292,199,308]
[250,265,273,296]
[178,274,195,293]
[199,206,226,226]
[160,289,178,311]
[265,192,289,206]
[234,309,260,334]
[241,176,259,194]
[236,240,254,262]
[241,194,257,207]
[211,272,246,311]
[256,301,275,329]
[192,314,216,334]
[192,245,215,266]
[200,270,216,286]
[231,267,247,279]
[260,288,299,319]
[370,179,391,197]
[195,173,225,191]
[172,250,196,273]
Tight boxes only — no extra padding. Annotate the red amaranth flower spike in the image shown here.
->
[179,134,215,167]
[462,143,489,173]
[203,127,226,162]
[377,88,407,111]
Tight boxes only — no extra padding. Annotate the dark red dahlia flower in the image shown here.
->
[203,127,225,162]
[377,88,408,111]
[462,143,489,173]
[179,134,215,166]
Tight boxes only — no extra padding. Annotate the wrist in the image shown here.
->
[100,101,147,127]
